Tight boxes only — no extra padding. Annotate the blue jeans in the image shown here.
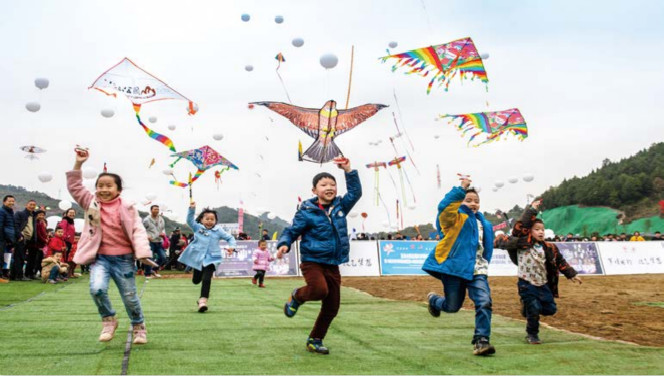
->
[48,265,60,280]
[518,279,557,335]
[144,242,167,275]
[430,274,492,343]
[89,254,144,325]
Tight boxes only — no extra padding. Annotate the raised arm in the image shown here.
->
[436,186,466,230]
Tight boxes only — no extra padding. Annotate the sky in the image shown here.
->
[1,0,663,232]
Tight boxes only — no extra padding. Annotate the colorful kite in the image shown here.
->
[380,37,488,94]
[89,57,198,152]
[387,156,417,206]
[366,161,387,206]
[274,52,292,103]
[443,108,528,147]
[251,100,387,164]
[20,145,46,160]
[168,145,238,188]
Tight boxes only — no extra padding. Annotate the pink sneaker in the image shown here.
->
[198,298,208,313]
[132,323,147,345]
[99,317,118,342]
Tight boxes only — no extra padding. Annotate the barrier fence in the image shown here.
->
[215,240,664,277]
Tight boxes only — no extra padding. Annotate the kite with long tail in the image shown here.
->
[89,57,197,152]
[169,145,238,188]
[366,161,387,206]
[387,156,417,206]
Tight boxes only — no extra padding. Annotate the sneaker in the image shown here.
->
[525,334,541,344]
[427,292,441,318]
[99,317,118,342]
[153,272,162,278]
[284,288,301,318]
[473,338,496,356]
[145,275,154,280]
[251,277,257,285]
[0,278,9,284]
[132,324,147,345]
[259,283,265,288]
[48,279,57,284]
[306,338,330,355]
[136,269,144,276]
[197,298,208,313]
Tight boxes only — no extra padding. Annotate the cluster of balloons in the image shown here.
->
[241,13,285,24]
[491,174,534,192]
[26,78,49,113]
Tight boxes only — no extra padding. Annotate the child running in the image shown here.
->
[495,199,582,344]
[252,240,273,288]
[178,202,236,313]
[67,149,153,344]
[276,157,361,355]
[423,177,496,356]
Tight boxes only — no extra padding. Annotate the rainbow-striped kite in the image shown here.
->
[442,108,528,147]
[169,145,238,188]
[380,37,488,94]
[89,57,198,152]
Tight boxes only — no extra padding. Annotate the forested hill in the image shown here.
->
[539,142,664,219]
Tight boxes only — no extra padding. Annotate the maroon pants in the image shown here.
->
[295,262,341,340]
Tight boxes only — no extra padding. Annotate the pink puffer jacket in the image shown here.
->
[252,248,274,271]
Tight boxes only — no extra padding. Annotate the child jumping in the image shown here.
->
[252,240,274,288]
[178,202,236,313]
[423,177,496,356]
[67,149,153,345]
[495,199,582,344]
[277,157,361,355]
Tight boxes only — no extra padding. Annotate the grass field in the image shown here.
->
[0,276,663,375]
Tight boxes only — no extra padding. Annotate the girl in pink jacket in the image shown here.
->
[252,240,274,288]
[67,148,153,346]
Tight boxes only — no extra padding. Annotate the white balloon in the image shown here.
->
[495,230,505,237]
[26,102,41,112]
[434,135,440,139]
[212,133,224,141]
[241,13,250,22]
[100,109,115,118]
[388,41,398,49]
[168,124,176,131]
[319,54,339,69]
[34,78,49,90]
[292,38,304,47]
[491,187,499,192]
[544,229,555,239]
[82,168,97,180]
[37,172,53,183]
[267,212,276,220]
[382,221,390,228]
[148,116,157,123]
[162,168,174,176]
[145,193,158,201]
[58,200,72,211]
[480,53,490,60]
[274,15,284,24]
[245,65,254,72]
[349,212,359,218]
[494,181,504,188]
[523,174,534,182]
[508,177,518,184]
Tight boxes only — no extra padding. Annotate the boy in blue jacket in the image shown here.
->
[277,157,361,355]
[423,177,496,356]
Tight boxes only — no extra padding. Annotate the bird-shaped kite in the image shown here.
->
[168,145,238,188]
[366,161,387,206]
[252,100,387,163]
[20,145,46,160]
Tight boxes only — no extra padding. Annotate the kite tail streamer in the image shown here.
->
[377,192,392,228]
[402,169,417,204]
[392,91,415,152]
[374,169,380,206]
[397,168,408,206]
[133,104,176,152]
[169,168,204,188]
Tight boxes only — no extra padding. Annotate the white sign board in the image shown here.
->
[340,241,381,276]
[488,248,518,276]
[597,241,664,275]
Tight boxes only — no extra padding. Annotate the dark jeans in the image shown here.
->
[295,262,341,340]
[429,274,493,343]
[193,264,216,299]
[25,243,42,278]
[10,240,27,280]
[144,242,167,275]
[253,270,266,284]
[518,279,557,335]
[48,265,61,280]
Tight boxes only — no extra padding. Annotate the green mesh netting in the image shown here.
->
[540,205,664,236]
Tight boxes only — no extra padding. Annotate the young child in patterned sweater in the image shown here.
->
[495,199,582,344]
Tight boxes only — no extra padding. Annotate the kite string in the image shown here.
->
[345,45,355,109]
[276,69,293,104]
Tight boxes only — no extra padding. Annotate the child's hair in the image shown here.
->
[533,218,544,226]
[35,209,45,216]
[258,239,267,246]
[465,188,479,196]
[52,250,63,256]
[312,172,335,187]
[55,226,63,231]
[195,208,218,224]
[75,232,81,236]
[95,173,123,191]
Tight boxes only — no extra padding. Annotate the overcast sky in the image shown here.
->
[1,0,663,231]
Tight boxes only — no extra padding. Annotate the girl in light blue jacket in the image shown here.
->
[178,202,236,312]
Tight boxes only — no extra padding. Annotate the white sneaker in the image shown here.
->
[132,323,147,345]
[153,272,162,278]
[99,317,118,342]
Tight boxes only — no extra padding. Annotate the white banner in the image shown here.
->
[597,241,664,275]
[340,241,381,276]
[488,248,518,276]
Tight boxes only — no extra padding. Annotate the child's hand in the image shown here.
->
[334,157,351,172]
[253,259,258,264]
[226,248,234,256]
[570,276,582,284]
[531,199,542,210]
[460,178,471,189]
[75,147,89,163]
[189,201,196,208]
[276,245,289,259]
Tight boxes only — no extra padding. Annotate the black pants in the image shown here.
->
[193,264,216,299]
[24,243,42,278]
[164,248,181,270]
[253,270,266,284]
[518,279,557,335]
[10,241,27,280]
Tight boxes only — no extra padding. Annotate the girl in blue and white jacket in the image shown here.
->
[178,202,236,313]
